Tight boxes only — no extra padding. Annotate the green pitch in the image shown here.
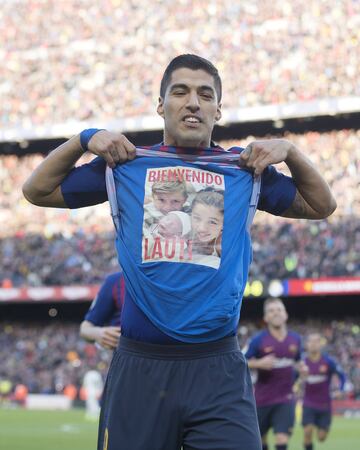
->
[0,409,97,450]
[0,408,359,450]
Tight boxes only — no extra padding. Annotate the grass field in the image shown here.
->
[0,409,97,450]
[0,408,358,450]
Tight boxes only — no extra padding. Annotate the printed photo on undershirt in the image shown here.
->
[142,166,225,269]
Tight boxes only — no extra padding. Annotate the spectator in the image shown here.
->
[1,1,359,128]
[1,130,358,286]
[0,322,113,396]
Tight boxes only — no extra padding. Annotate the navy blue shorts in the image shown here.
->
[256,402,295,436]
[98,336,261,450]
[302,406,332,431]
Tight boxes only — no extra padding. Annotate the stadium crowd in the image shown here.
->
[1,216,358,287]
[0,322,112,399]
[1,0,359,128]
[1,319,359,399]
[0,130,359,286]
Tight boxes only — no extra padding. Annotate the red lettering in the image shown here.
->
[148,170,157,182]
[161,169,167,182]
[144,237,196,262]
[167,169,177,181]
[206,173,214,184]
[151,237,163,259]
[165,238,176,259]
[143,238,151,260]
[179,238,185,260]
[192,170,200,183]
[214,175,222,186]
[185,169,192,182]
[176,168,185,182]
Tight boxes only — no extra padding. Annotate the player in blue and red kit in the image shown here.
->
[80,272,124,350]
[301,332,346,450]
[245,297,308,450]
[23,54,336,450]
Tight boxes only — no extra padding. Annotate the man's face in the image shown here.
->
[157,68,222,148]
[306,334,323,354]
[153,191,186,215]
[263,300,288,328]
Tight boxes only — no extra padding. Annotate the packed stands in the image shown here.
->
[1,0,359,129]
[0,130,358,286]
[0,322,112,397]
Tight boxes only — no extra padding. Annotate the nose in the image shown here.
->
[197,220,207,232]
[163,202,172,214]
[186,91,200,112]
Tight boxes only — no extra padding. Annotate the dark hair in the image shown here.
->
[263,297,285,313]
[192,189,224,214]
[160,54,222,102]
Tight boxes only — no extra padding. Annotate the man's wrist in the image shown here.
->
[79,128,104,152]
[284,141,298,164]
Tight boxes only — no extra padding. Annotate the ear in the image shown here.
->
[157,97,164,118]
[215,103,222,122]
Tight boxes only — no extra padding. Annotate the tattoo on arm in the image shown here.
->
[282,190,319,219]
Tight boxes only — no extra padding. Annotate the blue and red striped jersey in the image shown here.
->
[84,272,124,327]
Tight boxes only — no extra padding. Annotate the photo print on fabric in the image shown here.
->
[142,166,225,269]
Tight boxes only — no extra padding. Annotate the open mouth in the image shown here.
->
[182,115,202,127]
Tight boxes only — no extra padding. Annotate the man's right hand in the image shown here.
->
[257,354,276,370]
[23,130,136,207]
[88,131,136,168]
[96,326,121,350]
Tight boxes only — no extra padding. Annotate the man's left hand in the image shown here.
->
[296,360,309,378]
[239,139,295,175]
[332,390,344,400]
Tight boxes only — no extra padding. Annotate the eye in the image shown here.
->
[201,92,213,100]
[173,90,186,96]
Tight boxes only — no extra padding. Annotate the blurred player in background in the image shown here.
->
[83,368,104,420]
[301,332,346,450]
[23,54,336,450]
[80,271,124,350]
[245,297,308,450]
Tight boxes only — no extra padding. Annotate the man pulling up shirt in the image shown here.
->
[23,54,336,450]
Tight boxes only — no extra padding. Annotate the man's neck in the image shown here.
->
[268,326,287,341]
[163,134,211,148]
[308,352,321,361]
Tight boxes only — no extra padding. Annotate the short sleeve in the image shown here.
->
[245,332,264,359]
[61,157,108,208]
[326,355,346,390]
[84,273,119,326]
[258,165,296,215]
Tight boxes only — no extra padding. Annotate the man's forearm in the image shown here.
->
[22,134,84,206]
[80,320,101,343]
[284,144,337,219]
[247,359,260,370]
